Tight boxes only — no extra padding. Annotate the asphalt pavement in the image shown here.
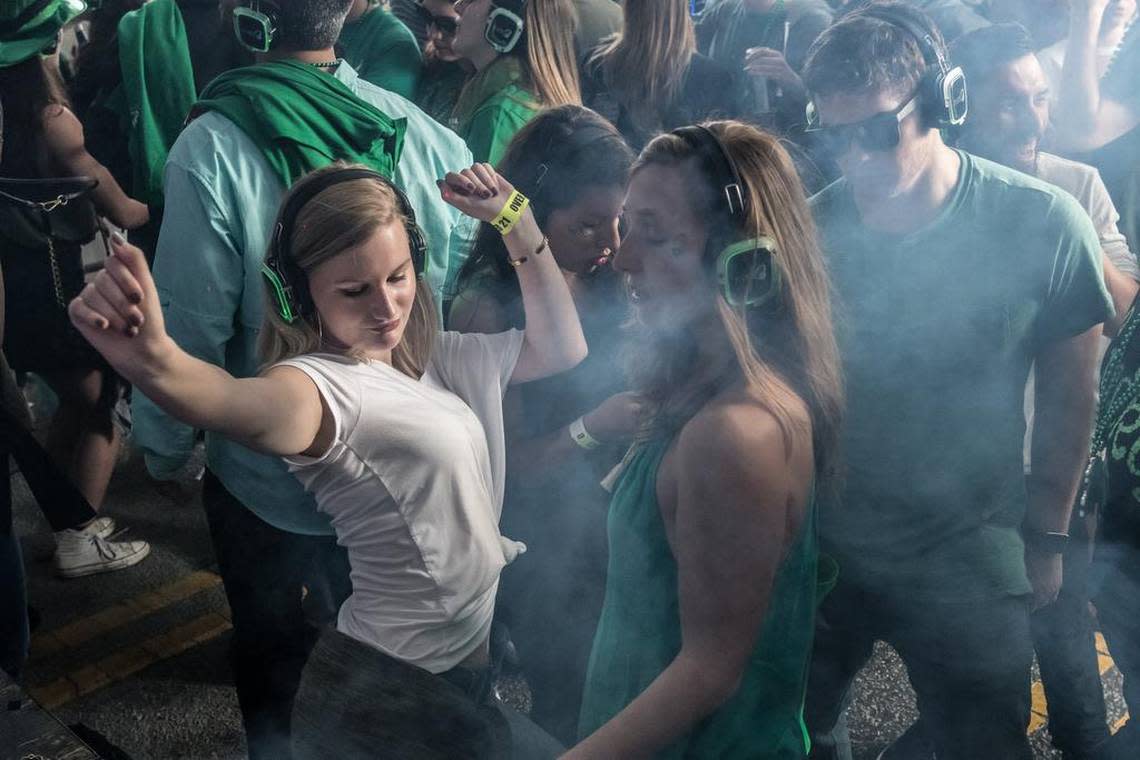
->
[8,444,1130,759]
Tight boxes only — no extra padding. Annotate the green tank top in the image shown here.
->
[578,437,824,759]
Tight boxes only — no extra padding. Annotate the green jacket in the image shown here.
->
[450,57,540,165]
[338,7,422,99]
[117,0,196,206]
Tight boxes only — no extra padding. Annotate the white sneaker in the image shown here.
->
[85,516,116,539]
[54,529,150,578]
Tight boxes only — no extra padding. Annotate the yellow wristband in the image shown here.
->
[490,190,530,236]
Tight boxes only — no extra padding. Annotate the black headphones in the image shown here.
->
[262,168,428,325]
[859,4,968,127]
[671,125,781,310]
[232,0,283,54]
[485,0,526,54]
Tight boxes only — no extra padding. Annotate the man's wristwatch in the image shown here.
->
[1024,530,1070,554]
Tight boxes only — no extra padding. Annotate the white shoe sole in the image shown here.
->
[55,542,151,579]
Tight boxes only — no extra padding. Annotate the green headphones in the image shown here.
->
[670,125,782,310]
[232,0,282,54]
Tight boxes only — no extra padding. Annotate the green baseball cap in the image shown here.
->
[0,0,87,68]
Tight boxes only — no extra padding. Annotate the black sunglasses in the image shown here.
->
[427,14,459,36]
[805,92,920,156]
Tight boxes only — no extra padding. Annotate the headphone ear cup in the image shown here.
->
[407,224,428,279]
[939,65,968,126]
[715,237,781,309]
[484,7,524,53]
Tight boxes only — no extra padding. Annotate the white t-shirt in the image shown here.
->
[1036,151,1139,279]
[278,329,527,673]
[1024,153,1139,472]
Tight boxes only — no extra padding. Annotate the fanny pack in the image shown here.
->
[0,176,104,307]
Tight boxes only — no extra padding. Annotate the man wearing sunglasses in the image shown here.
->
[800,3,1112,760]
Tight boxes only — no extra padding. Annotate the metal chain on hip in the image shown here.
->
[46,235,67,309]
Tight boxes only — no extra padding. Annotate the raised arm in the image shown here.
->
[69,236,326,458]
[439,163,587,383]
[567,402,805,758]
[40,107,149,230]
[1054,0,1140,151]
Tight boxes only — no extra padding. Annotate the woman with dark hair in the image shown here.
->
[0,0,150,578]
[415,0,473,126]
[448,104,637,743]
[581,0,750,151]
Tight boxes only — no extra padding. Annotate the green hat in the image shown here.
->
[0,0,87,68]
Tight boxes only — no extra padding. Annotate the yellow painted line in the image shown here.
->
[1029,681,1049,733]
[28,612,232,710]
[1029,632,1121,736]
[31,571,223,659]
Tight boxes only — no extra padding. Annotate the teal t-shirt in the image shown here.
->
[338,7,422,99]
[812,151,1112,601]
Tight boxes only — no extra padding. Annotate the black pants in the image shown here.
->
[805,579,1034,760]
[293,626,564,760]
[201,471,350,760]
[0,354,94,678]
[1094,542,1140,760]
[1031,512,1111,758]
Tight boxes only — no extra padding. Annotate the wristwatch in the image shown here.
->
[1024,530,1070,554]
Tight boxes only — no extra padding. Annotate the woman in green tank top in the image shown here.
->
[564,120,844,758]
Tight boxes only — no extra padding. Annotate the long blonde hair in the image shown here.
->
[259,165,438,378]
[590,0,695,127]
[627,122,844,480]
[522,0,581,106]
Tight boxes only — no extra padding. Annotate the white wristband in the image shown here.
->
[569,416,601,450]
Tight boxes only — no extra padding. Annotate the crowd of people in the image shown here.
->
[2,0,1140,758]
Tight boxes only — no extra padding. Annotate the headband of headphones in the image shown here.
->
[671,125,781,309]
[486,0,526,53]
[858,4,968,126]
[263,167,428,325]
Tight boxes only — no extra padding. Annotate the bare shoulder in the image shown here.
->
[676,388,810,474]
[39,105,84,153]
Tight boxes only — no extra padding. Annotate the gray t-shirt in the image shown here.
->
[812,151,1112,600]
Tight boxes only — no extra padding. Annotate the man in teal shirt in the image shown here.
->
[133,1,474,756]
[800,5,1111,760]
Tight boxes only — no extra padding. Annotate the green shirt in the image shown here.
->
[338,7,422,100]
[579,438,821,758]
[450,56,540,165]
[811,151,1112,601]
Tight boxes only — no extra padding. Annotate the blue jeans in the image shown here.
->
[805,580,1034,760]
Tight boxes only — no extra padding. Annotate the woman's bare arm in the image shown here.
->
[41,106,150,230]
